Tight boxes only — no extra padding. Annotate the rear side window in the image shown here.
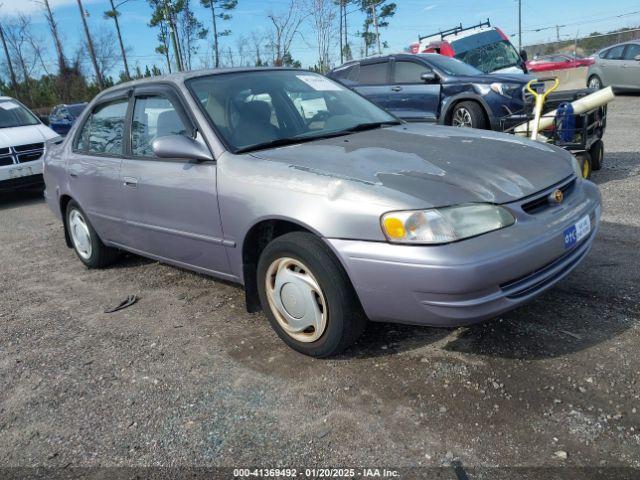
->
[131,96,188,157]
[605,45,625,60]
[359,62,388,84]
[76,100,128,155]
[623,44,640,60]
[394,61,431,83]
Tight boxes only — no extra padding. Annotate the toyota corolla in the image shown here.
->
[43,68,601,357]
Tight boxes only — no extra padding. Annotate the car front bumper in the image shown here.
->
[0,160,44,191]
[328,178,601,327]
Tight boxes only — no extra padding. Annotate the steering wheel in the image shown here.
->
[306,110,330,126]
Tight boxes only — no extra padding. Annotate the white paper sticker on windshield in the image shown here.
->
[0,101,19,110]
[296,75,342,91]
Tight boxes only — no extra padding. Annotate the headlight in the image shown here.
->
[476,82,523,98]
[381,204,515,244]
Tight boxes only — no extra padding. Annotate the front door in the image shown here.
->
[118,87,230,276]
[600,44,626,86]
[620,43,640,89]
[67,96,129,243]
[387,59,440,121]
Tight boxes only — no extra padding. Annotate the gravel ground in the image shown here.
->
[1,96,639,475]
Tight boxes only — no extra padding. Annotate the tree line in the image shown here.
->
[0,0,396,111]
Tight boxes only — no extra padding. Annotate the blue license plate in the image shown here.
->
[563,215,591,249]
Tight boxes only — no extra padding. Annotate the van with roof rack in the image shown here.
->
[0,97,59,192]
[410,20,528,75]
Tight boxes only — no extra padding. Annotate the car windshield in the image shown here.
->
[187,70,399,153]
[67,104,87,117]
[419,54,482,76]
[0,100,40,128]
[451,32,522,73]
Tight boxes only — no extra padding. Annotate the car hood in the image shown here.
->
[249,124,575,206]
[449,73,534,85]
[0,124,58,149]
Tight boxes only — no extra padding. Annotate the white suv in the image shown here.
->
[0,97,59,191]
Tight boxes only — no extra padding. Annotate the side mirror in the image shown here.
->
[152,134,213,162]
[520,49,528,62]
[421,72,438,83]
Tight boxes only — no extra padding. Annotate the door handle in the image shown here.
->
[123,177,138,188]
[391,86,403,92]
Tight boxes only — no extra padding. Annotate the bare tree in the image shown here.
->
[76,0,105,88]
[82,27,120,81]
[307,0,337,72]
[38,0,68,73]
[250,31,266,66]
[267,0,307,66]
[234,34,251,66]
[178,0,207,70]
[0,18,19,95]
[104,0,132,80]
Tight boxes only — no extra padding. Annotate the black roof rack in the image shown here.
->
[418,19,491,42]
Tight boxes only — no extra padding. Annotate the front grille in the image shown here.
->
[17,151,43,162]
[0,143,45,165]
[521,177,576,215]
[14,142,44,152]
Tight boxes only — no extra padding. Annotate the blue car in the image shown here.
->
[328,53,533,130]
[49,103,87,136]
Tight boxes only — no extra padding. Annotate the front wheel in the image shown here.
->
[66,200,119,268]
[450,101,488,129]
[257,232,367,357]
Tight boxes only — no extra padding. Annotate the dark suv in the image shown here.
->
[328,53,533,130]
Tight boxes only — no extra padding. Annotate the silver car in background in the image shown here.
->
[43,68,601,357]
[588,41,640,91]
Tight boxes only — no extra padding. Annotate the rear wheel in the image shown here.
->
[574,151,592,180]
[257,232,367,357]
[66,200,119,268]
[588,139,604,171]
[450,101,488,129]
[588,75,602,90]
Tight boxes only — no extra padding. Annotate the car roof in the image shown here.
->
[331,53,441,70]
[96,67,302,97]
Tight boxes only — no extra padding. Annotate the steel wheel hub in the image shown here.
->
[69,209,92,260]
[452,107,473,128]
[265,257,327,343]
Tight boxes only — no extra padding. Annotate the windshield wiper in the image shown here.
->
[341,120,402,132]
[234,121,402,154]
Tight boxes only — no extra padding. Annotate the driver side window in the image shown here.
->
[131,96,188,157]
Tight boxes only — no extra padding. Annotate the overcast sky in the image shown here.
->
[2,0,640,77]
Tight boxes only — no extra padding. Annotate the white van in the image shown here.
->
[0,97,59,191]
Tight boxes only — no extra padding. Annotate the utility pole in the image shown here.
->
[0,20,19,97]
[556,24,560,41]
[339,1,344,64]
[344,2,350,60]
[370,2,381,55]
[76,0,105,89]
[518,0,522,52]
[107,0,131,80]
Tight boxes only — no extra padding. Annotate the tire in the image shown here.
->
[588,75,602,90]
[450,101,488,129]
[257,232,367,357]
[574,151,592,180]
[66,200,119,268]
[588,139,604,171]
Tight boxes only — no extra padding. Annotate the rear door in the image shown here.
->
[387,58,440,121]
[118,84,230,276]
[620,43,640,89]
[67,94,130,243]
[351,59,392,111]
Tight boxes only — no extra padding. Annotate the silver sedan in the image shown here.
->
[588,41,640,91]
